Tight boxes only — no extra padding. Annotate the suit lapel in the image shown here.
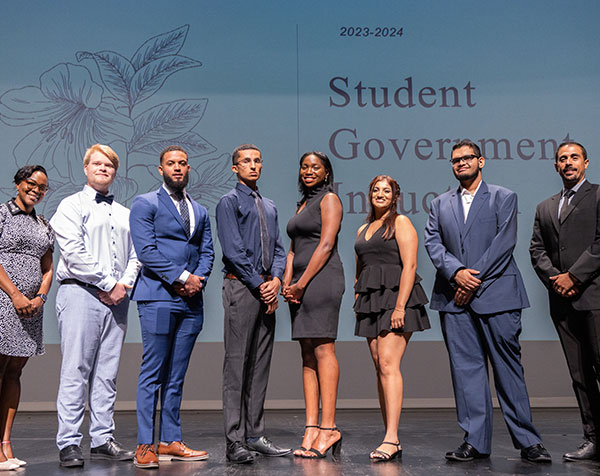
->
[189,199,201,240]
[157,187,187,235]
[462,181,489,239]
[449,187,464,233]
[561,181,593,224]
[548,193,560,232]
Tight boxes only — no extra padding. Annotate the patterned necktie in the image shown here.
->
[174,191,190,236]
[559,189,574,224]
[95,193,114,205]
[251,190,271,272]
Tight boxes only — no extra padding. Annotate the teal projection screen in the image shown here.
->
[0,0,598,343]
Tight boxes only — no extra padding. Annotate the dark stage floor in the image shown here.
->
[5,408,598,475]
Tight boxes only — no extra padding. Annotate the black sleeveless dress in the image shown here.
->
[286,186,345,340]
[354,224,430,337]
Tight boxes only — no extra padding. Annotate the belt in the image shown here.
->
[225,273,272,281]
[60,279,100,290]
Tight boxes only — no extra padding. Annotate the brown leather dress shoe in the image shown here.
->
[157,441,208,461]
[134,444,159,469]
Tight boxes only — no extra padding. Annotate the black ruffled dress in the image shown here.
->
[354,224,430,337]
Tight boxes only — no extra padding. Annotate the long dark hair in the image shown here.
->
[297,151,334,200]
[366,175,400,240]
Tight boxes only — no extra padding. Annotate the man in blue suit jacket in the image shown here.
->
[129,145,214,468]
[424,139,550,463]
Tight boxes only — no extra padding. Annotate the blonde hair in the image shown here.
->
[83,144,119,170]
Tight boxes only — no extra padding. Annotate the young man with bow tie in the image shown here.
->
[51,144,141,467]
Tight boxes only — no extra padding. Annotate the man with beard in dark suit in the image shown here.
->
[530,141,600,461]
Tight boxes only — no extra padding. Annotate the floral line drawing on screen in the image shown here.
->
[0,24,235,214]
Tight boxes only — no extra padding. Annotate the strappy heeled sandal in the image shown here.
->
[302,427,342,462]
[370,441,402,462]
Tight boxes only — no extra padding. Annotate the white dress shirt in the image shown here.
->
[460,181,482,223]
[50,185,141,292]
[162,183,196,284]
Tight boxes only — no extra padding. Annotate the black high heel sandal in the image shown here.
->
[293,425,320,457]
[370,441,402,462]
[302,427,342,462]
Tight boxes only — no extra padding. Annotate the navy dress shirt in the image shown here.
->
[216,183,286,289]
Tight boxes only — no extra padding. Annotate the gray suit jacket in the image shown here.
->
[530,180,600,310]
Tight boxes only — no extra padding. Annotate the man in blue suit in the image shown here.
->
[424,139,550,463]
[129,145,214,468]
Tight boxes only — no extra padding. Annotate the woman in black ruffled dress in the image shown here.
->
[354,175,430,461]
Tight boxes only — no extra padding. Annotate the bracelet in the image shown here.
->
[394,307,405,313]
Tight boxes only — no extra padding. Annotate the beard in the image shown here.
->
[164,170,189,191]
[453,166,480,182]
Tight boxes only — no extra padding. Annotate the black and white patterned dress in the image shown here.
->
[0,200,54,357]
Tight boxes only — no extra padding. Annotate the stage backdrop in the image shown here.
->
[0,0,599,408]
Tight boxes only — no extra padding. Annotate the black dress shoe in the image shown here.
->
[91,438,134,460]
[226,441,254,464]
[445,442,489,461]
[59,444,84,467]
[246,436,292,457]
[564,440,597,461]
[521,443,552,463]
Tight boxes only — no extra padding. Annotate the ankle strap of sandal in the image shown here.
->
[318,427,339,432]
[305,425,319,429]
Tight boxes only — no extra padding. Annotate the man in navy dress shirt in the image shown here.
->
[216,144,290,463]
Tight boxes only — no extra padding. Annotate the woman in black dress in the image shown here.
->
[354,175,429,461]
[0,165,53,470]
[282,152,344,460]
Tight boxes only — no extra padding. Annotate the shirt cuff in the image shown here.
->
[177,270,190,284]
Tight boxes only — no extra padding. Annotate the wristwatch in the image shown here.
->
[36,293,47,303]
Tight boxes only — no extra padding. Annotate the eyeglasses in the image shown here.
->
[23,179,49,193]
[450,154,479,166]
[235,158,262,167]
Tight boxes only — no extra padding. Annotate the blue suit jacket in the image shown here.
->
[424,181,529,314]
[129,187,214,306]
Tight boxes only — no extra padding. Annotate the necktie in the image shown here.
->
[174,191,191,236]
[95,193,114,205]
[251,191,271,272]
[559,189,574,224]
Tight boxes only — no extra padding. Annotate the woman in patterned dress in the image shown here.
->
[354,175,430,461]
[0,165,54,469]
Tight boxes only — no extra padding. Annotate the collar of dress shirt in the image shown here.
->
[6,198,37,217]
[235,182,260,197]
[83,184,113,201]
[162,183,188,199]
[562,178,586,197]
[460,180,482,199]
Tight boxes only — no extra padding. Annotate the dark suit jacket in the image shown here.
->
[424,181,530,314]
[129,187,214,306]
[530,180,600,311]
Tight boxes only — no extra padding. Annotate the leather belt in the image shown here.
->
[60,278,100,290]
[225,273,272,281]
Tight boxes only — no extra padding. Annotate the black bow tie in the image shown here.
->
[95,193,114,205]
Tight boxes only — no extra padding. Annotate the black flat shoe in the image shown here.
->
[445,442,489,462]
[59,444,84,467]
[302,427,342,462]
[564,440,597,461]
[521,443,551,463]
[370,441,402,462]
[91,438,134,460]
[246,436,291,457]
[226,441,254,464]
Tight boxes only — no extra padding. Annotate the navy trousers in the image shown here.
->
[136,300,203,444]
[440,309,542,454]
